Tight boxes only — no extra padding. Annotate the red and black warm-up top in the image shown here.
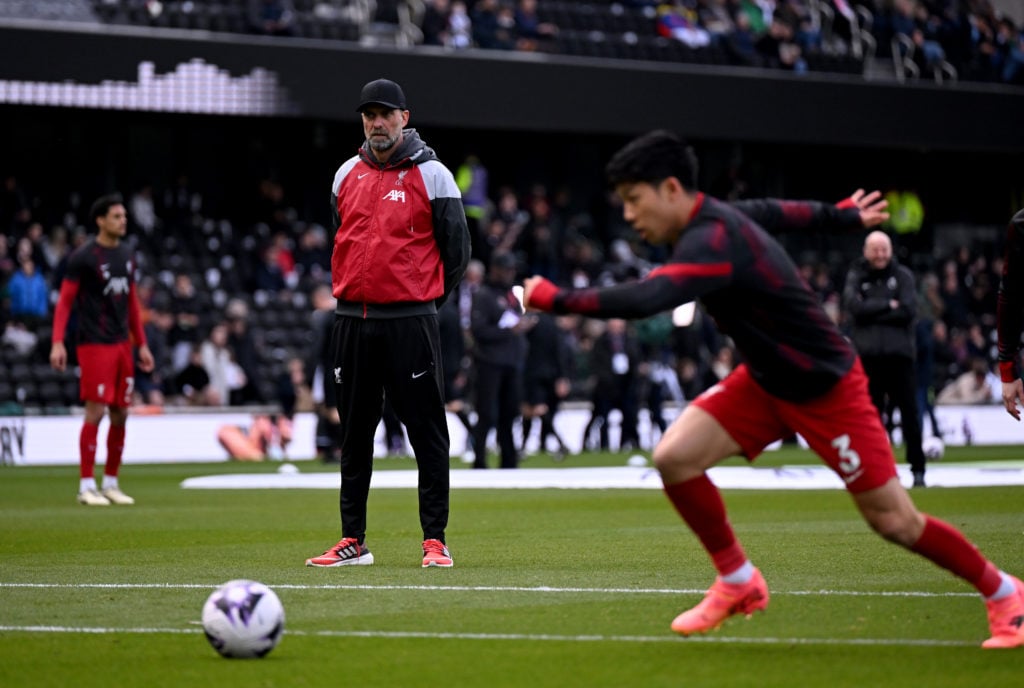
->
[528,194,859,402]
[329,128,470,319]
[996,208,1024,383]
[51,238,146,347]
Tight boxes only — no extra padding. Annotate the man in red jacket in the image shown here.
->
[306,78,470,569]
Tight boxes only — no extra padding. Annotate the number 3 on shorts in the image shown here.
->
[831,433,862,476]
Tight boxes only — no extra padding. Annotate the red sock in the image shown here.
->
[663,474,747,576]
[80,422,99,479]
[911,515,1002,597]
[105,424,126,478]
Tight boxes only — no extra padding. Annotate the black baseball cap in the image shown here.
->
[356,78,407,112]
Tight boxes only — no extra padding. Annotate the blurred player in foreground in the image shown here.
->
[996,207,1024,420]
[523,130,1024,648]
[51,193,154,506]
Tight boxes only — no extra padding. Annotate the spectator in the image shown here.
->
[294,224,331,287]
[447,0,473,48]
[252,241,289,293]
[247,0,296,36]
[168,273,202,372]
[514,0,557,52]
[136,301,174,406]
[22,222,49,274]
[129,184,159,233]
[0,234,16,284]
[0,175,31,234]
[756,12,806,72]
[40,225,70,276]
[225,298,264,405]
[200,321,247,406]
[937,356,1000,405]
[421,0,452,46]
[657,0,712,49]
[7,257,48,326]
[174,343,215,406]
[472,0,514,50]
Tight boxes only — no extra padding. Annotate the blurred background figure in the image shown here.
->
[520,311,570,460]
[471,251,534,468]
[582,318,641,452]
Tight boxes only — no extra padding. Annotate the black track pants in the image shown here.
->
[330,315,450,543]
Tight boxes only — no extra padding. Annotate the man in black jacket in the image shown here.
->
[471,251,534,468]
[842,230,927,487]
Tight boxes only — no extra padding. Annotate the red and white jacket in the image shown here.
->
[330,129,470,318]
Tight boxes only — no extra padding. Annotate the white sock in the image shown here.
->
[101,476,118,491]
[80,477,97,493]
[721,560,755,584]
[986,572,1017,601]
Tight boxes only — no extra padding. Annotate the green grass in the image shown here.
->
[2,446,1024,687]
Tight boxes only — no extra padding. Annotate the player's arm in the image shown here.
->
[428,163,471,307]
[731,189,888,233]
[996,210,1024,415]
[128,281,155,373]
[525,262,730,319]
[49,279,79,372]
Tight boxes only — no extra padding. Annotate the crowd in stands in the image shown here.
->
[0,154,1012,456]
[417,0,1024,84]
[61,1,1024,85]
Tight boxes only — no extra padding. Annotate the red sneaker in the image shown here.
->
[305,537,374,567]
[983,575,1024,648]
[671,568,769,635]
[422,539,453,568]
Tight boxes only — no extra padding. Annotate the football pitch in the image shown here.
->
[3,446,1024,688]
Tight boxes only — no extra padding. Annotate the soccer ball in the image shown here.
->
[922,436,945,461]
[201,580,285,659]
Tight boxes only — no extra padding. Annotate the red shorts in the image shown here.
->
[691,359,897,493]
[77,342,135,408]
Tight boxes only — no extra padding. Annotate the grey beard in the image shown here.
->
[368,134,399,152]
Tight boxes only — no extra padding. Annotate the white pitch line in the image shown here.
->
[0,625,975,647]
[0,581,978,597]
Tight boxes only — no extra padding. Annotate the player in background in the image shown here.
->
[523,130,1024,648]
[50,193,154,506]
[996,207,1024,419]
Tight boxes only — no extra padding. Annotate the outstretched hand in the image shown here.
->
[522,276,543,311]
[1002,379,1024,421]
[849,189,889,228]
